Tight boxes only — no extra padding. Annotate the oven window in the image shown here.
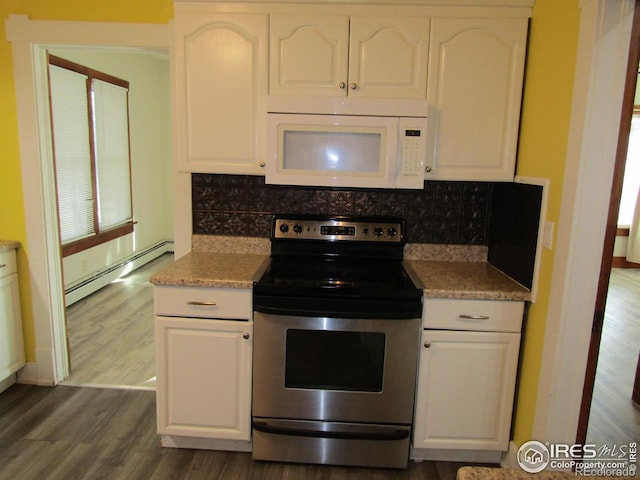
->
[285,329,385,392]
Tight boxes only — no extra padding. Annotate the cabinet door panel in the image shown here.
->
[270,15,349,97]
[0,273,24,379]
[413,330,520,451]
[175,14,267,174]
[426,18,527,180]
[349,17,429,99]
[156,317,252,440]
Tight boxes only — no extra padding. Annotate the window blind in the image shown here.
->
[49,65,95,244]
[92,79,132,230]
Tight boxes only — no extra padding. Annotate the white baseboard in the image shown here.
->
[65,241,173,306]
[501,441,520,469]
[411,447,503,463]
[16,361,54,386]
[161,434,252,452]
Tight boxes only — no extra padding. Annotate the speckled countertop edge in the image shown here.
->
[150,250,269,289]
[0,240,20,252]
[404,260,531,301]
[154,236,530,301]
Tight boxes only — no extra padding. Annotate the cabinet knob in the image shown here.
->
[424,341,431,348]
[425,165,432,173]
[339,82,346,89]
[350,82,358,90]
[243,333,250,340]
[259,161,265,168]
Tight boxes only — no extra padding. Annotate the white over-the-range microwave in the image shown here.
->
[265,113,428,190]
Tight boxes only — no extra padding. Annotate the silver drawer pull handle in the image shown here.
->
[459,314,490,320]
[186,301,217,307]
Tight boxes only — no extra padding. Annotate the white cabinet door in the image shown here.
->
[425,18,527,181]
[174,12,267,174]
[269,15,349,97]
[269,15,429,100]
[413,329,520,451]
[155,316,253,441]
[348,16,429,99]
[0,272,25,379]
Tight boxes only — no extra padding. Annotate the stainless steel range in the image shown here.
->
[252,214,423,469]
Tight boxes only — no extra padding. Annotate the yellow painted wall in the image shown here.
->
[0,0,173,362]
[512,0,581,445]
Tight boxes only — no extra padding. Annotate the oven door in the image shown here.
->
[252,312,421,425]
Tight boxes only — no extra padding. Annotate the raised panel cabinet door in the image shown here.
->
[0,273,25,379]
[413,330,520,451]
[155,316,253,440]
[426,18,528,180]
[270,15,349,97]
[348,17,430,99]
[174,13,267,174]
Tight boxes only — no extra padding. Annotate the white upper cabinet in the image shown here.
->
[173,11,267,174]
[172,3,531,178]
[269,15,349,97]
[425,18,528,181]
[269,15,430,100]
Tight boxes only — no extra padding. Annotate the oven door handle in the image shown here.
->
[253,420,409,441]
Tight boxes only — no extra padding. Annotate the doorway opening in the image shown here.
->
[578,0,640,448]
[44,46,173,389]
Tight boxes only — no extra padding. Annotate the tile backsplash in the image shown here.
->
[192,174,494,245]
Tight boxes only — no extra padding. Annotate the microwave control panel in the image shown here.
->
[401,129,423,176]
[397,117,427,188]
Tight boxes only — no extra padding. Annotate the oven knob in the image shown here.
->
[388,227,398,237]
[293,224,303,234]
[373,226,384,237]
[279,223,289,234]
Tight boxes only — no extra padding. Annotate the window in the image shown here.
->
[47,54,134,257]
[618,108,640,227]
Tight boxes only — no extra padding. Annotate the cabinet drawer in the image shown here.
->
[0,250,17,278]
[154,286,251,320]
[423,298,523,333]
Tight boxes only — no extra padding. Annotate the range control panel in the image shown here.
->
[273,217,404,243]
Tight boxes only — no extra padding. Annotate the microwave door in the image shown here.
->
[265,114,398,189]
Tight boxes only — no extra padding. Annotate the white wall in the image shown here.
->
[48,47,173,290]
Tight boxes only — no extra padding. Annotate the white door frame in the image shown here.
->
[530,0,634,448]
[5,14,171,385]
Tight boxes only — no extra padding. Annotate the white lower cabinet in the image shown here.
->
[412,299,523,461]
[0,248,24,387]
[154,287,253,449]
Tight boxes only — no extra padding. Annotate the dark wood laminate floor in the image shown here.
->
[0,384,476,480]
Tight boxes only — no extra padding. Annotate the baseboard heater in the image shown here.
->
[64,241,173,304]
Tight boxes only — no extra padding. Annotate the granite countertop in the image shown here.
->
[152,237,530,301]
[150,251,270,289]
[405,260,530,301]
[0,240,20,252]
